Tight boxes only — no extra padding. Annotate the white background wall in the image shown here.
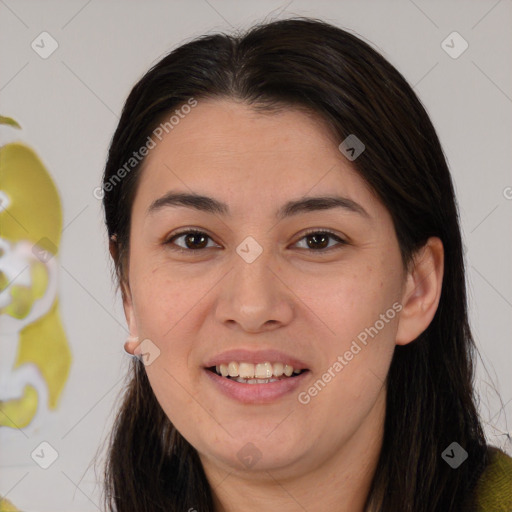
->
[1,1,511,510]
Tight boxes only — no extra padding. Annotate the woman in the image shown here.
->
[99,17,511,512]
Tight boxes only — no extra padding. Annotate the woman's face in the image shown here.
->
[122,98,407,478]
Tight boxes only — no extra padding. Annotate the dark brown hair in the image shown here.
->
[100,17,489,511]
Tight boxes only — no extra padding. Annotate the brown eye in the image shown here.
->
[295,231,346,252]
[166,230,217,251]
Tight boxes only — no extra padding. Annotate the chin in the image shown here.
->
[196,423,311,472]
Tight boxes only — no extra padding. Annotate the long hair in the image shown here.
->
[100,17,488,511]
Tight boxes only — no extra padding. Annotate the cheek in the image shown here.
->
[131,261,203,340]
[294,260,399,419]
[144,362,206,447]
[297,315,396,447]
[129,272,199,412]
[300,260,401,343]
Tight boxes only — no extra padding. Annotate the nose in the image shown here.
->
[214,246,294,333]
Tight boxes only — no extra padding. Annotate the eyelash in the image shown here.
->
[164,228,347,255]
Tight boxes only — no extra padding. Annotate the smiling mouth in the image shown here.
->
[206,362,308,384]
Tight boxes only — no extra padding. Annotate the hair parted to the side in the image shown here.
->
[100,17,489,512]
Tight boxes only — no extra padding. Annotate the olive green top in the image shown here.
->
[473,447,512,511]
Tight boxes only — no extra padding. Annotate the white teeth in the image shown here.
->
[284,364,294,377]
[239,362,255,379]
[273,362,284,377]
[255,362,273,379]
[213,361,304,379]
[228,361,239,377]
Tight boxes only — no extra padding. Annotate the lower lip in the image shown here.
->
[203,368,310,404]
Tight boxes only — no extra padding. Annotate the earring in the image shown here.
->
[123,336,140,357]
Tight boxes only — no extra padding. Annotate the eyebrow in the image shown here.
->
[146,191,369,219]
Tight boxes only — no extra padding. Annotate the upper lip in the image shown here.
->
[204,349,309,370]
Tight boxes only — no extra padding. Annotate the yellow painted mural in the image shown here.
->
[0,116,72,511]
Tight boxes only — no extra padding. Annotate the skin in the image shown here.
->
[120,98,444,512]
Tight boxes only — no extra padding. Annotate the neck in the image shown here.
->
[202,387,386,512]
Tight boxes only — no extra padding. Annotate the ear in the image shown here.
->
[395,237,444,346]
[110,236,140,355]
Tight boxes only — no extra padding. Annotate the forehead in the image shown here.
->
[133,99,379,217]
